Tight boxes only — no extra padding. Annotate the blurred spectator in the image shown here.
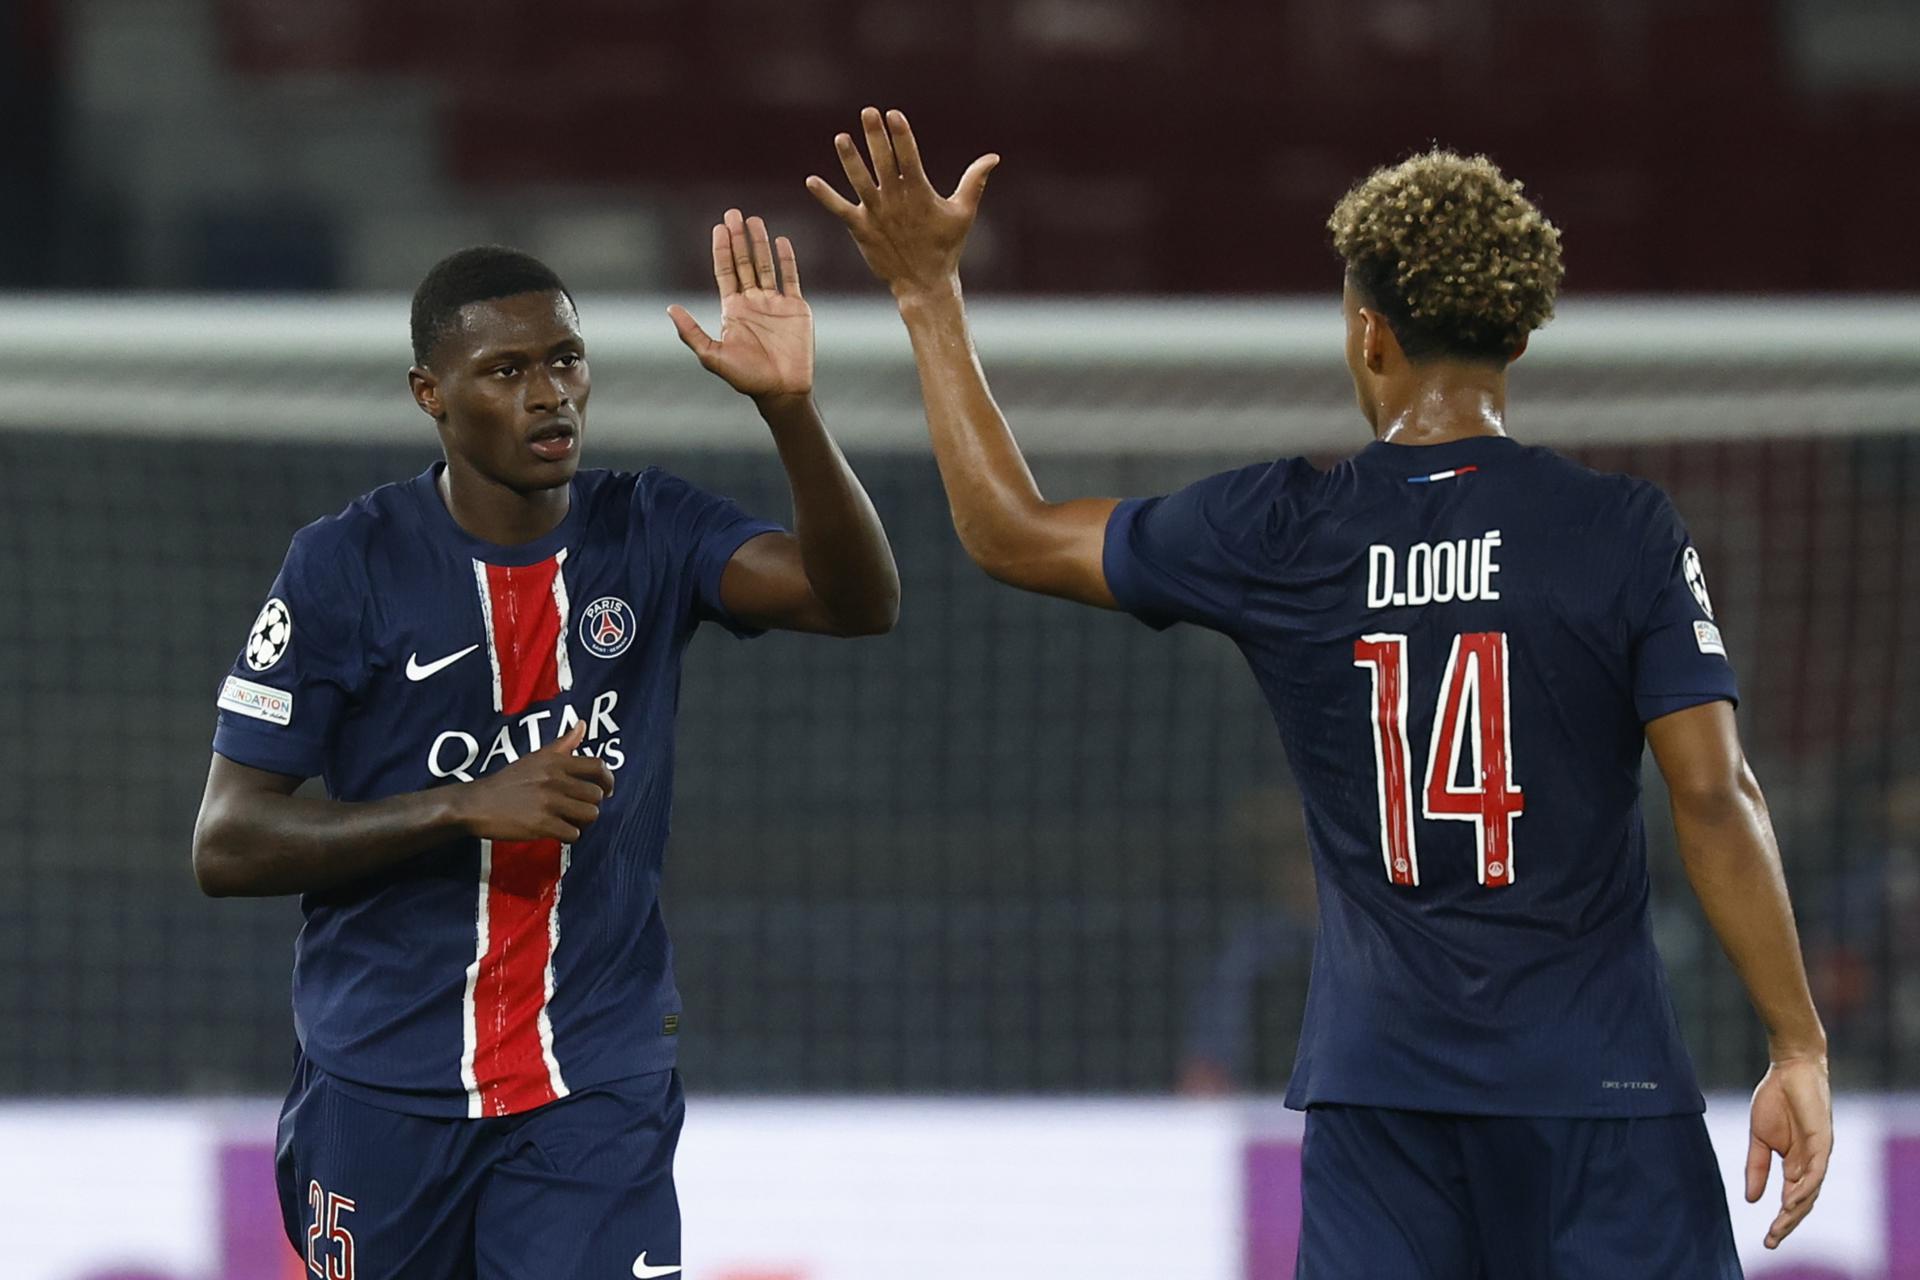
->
[1178,787,1316,1096]
[1806,758,1920,1082]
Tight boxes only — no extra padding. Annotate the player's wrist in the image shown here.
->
[1766,1022,1828,1065]
[1767,1042,1829,1068]
[892,274,963,312]
[751,389,817,423]
[434,780,480,838]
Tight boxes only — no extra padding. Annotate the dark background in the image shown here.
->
[4,0,1919,295]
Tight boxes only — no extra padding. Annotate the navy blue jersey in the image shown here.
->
[1104,435,1737,1117]
[214,464,779,1118]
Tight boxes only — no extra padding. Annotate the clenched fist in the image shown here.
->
[449,720,614,844]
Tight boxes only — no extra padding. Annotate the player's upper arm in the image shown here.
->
[963,497,1121,609]
[719,529,895,635]
[212,524,368,780]
[637,469,786,637]
[1625,485,1739,723]
[1646,699,1761,824]
[192,752,304,896]
[1101,462,1288,631]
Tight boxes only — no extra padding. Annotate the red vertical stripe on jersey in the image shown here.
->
[471,838,566,1115]
[1424,632,1525,887]
[484,558,564,717]
[1354,634,1418,887]
[470,555,569,1117]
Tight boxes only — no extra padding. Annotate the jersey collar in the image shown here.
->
[1360,434,1523,477]
[410,463,584,566]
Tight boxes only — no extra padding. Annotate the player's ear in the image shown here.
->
[409,366,445,420]
[1360,308,1391,374]
[1508,333,1530,365]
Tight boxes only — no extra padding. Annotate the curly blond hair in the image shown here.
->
[1328,149,1564,362]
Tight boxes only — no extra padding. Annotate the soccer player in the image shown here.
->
[809,108,1832,1275]
[191,214,897,1279]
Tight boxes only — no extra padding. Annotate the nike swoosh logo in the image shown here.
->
[632,1255,682,1278]
[405,644,481,682]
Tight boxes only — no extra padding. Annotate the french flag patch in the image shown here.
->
[1407,465,1479,485]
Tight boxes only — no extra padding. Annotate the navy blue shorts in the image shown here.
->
[1296,1105,1742,1279]
[275,1057,684,1280]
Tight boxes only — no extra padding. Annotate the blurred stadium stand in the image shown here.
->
[4,0,1918,293]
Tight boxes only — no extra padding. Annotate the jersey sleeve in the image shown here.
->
[1627,489,1739,722]
[1102,462,1283,632]
[211,529,367,779]
[643,470,784,638]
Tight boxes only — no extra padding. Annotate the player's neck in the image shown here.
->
[1372,366,1510,447]
[437,462,571,547]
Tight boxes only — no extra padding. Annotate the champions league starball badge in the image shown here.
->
[1682,546,1714,620]
[579,596,637,659]
[245,597,292,671]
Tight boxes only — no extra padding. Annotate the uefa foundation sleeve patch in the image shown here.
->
[1694,619,1726,656]
[218,674,295,725]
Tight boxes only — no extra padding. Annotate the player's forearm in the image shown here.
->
[754,391,899,634]
[1669,766,1827,1060]
[894,281,1057,573]
[193,784,467,897]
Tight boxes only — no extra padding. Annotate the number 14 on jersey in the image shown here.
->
[1353,632,1525,888]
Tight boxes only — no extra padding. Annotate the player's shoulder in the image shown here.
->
[1179,456,1316,515]
[281,473,429,589]
[1492,443,1680,530]
[567,465,680,536]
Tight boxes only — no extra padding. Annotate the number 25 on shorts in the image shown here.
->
[1353,631,1525,888]
[305,1179,357,1280]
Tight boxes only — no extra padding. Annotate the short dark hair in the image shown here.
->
[410,246,573,366]
[1328,149,1564,363]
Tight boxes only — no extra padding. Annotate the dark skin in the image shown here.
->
[193,212,899,898]
[812,107,1829,1247]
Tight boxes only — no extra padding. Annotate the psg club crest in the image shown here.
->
[245,597,292,671]
[579,596,636,660]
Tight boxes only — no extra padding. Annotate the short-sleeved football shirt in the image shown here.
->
[1105,435,1736,1116]
[214,463,779,1117]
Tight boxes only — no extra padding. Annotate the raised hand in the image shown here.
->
[450,720,615,844]
[669,210,813,400]
[1746,1054,1833,1249]
[806,107,1000,300]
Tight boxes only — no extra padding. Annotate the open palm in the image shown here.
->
[669,210,813,399]
[806,107,999,299]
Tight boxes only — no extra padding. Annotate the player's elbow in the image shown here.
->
[847,581,902,636]
[1667,757,1767,829]
[954,517,1039,589]
[191,806,248,897]
[850,601,900,637]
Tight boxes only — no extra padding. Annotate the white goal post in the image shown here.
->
[0,295,1915,453]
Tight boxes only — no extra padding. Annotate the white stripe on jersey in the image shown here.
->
[551,547,574,693]
[539,844,572,1101]
[460,839,494,1119]
[472,559,505,714]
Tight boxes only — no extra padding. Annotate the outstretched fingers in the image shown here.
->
[885,109,927,184]
[666,304,716,365]
[709,223,739,297]
[952,152,1002,211]
[806,174,859,222]
[861,105,898,183]
[723,209,759,292]
[776,236,802,297]
[835,132,879,203]
[746,215,777,290]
